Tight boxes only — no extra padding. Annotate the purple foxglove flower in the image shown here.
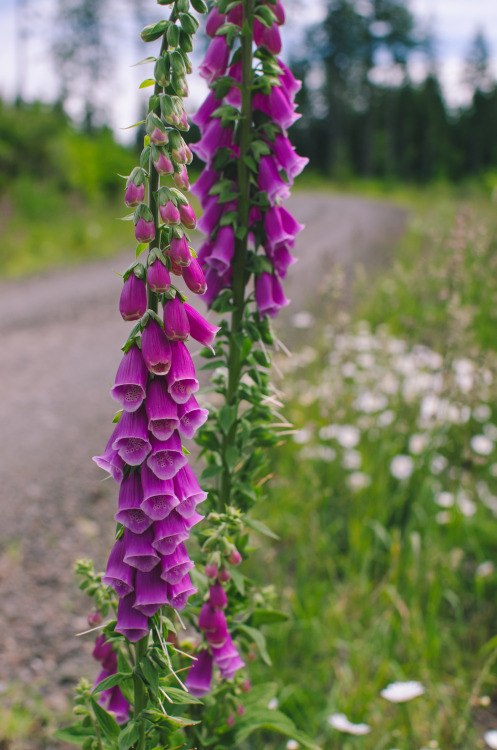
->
[258,155,291,204]
[186,649,213,698]
[107,686,130,725]
[205,6,226,37]
[168,256,183,276]
[198,197,236,236]
[190,166,220,204]
[198,602,221,632]
[255,271,290,319]
[147,259,171,293]
[264,205,304,250]
[272,0,285,24]
[218,652,245,680]
[111,406,151,466]
[179,202,197,230]
[115,593,150,642]
[203,268,226,308]
[93,433,125,483]
[205,562,218,579]
[183,303,220,350]
[209,583,228,609]
[160,542,194,584]
[114,470,153,534]
[278,59,302,99]
[183,258,207,296]
[271,273,290,311]
[228,547,242,565]
[227,4,243,24]
[141,319,172,376]
[134,217,155,244]
[173,465,208,518]
[149,126,169,146]
[119,273,147,322]
[147,431,187,480]
[253,18,282,54]
[95,666,116,707]
[199,35,230,84]
[160,200,181,225]
[178,395,208,439]
[265,242,297,279]
[253,87,300,131]
[102,538,135,597]
[225,61,242,107]
[211,633,245,679]
[152,510,190,555]
[123,527,160,572]
[125,180,145,208]
[145,377,180,441]
[153,150,174,176]
[273,134,309,179]
[111,345,148,412]
[133,565,169,616]
[206,225,235,275]
[93,635,115,668]
[196,239,215,267]
[173,165,190,191]
[141,462,179,520]
[169,235,191,268]
[191,119,232,165]
[205,610,228,647]
[164,297,190,342]
[168,573,197,610]
[166,342,199,404]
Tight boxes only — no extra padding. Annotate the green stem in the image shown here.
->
[219,0,254,511]
[133,635,149,750]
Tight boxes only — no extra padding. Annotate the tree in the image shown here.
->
[463,29,493,95]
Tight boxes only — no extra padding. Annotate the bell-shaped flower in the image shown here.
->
[93,433,125,483]
[160,542,194,584]
[264,205,304,250]
[168,573,197,610]
[209,583,228,610]
[169,235,191,268]
[164,297,190,341]
[111,406,151,466]
[186,649,213,697]
[106,686,130,725]
[145,377,180,441]
[199,35,230,84]
[211,633,245,679]
[119,273,147,322]
[133,565,169,617]
[153,149,174,176]
[265,241,297,279]
[141,462,179,520]
[191,118,232,165]
[173,165,190,191]
[179,203,197,230]
[173,465,208,518]
[253,86,300,131]
[115,593,150,642]
[183,258,207,295]
[273,134,309,179]
[134,217,155,244]
[102,537,135,596]
[190,166,220,204]
[160,199,181,225]
[258,155,291,204]
[114,470,153,534]
[253,18,282,54]
[206,226,235,275]
[147,258,171,293]
[198,197,236,236]
[205,6,226,37]
[152,509,201,556]
[124,170,146,207]
[147,431,187,480]
[278,59,302,99]
[123,527,160,572]
[141,319,172,375]
[166,342,199,404]
[205,609,228,647]
[255,272,290,320]
[184,303,220,349]
[111,345,148,412]
[178,395,209,439]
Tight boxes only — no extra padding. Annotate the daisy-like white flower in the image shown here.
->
[484,730,497,749]
[328,713,371,735]
[337,425,360,448]
[390,454,414,480]
[286,741,300,750]
[471,434,493,456]
[380,681,425,703]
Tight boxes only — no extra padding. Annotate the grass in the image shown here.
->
[242,181,497,748]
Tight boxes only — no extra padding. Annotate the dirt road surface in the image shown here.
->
[0,193,407,717]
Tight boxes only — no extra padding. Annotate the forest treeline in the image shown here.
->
[290,0,497,182]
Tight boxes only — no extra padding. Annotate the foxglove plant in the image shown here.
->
[59,1,313,749]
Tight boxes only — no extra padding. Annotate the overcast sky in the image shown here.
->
[1,0,496,140]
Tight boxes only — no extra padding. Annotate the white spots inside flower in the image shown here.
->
[409,433,427,455]
[390,455,414,480]
[380,680,425,703]
[336,425,360,448]
[476,561,495,578]
[174,382,186,395]
[471,434,494,456]
[484,731,497,749]
[125,385,142,403]
[327,713,371,735]
[474,404,492,422]
[129,510,146,524]
[124,438,144,455]
[182,415,190,426]
[435,491,454,508]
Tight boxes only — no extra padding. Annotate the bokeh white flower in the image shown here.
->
[328,713,371,735]
[390,455,414,480]
[484,730,497,749]
[471,435,493,456]
[380,681,425,703]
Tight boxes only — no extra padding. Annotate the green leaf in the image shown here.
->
[245,516,280,540]
[202,463,224,480]
[251,609,289,626]
[91,700,120,740]
[136,242,149,258]
[237,624,272,666]
[225,445,240,471]
[234,708,321,750]
[139,656,160,696]
[244,155,257,171]
[117,650,133,675]
[230,566,245,596]
[118,721,140,750]
[219,210,238,227]
[219,405,237,435]
[121,120,146,130]
[235,225,248,240]
[139,78,156,88]
[53,724,93,745]
[131,57,157,67]
[91,672,128,694]
[112,410,123,424]
[182,445,191,455]
[162,686,204,704]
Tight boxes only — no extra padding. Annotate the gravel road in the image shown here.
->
[0,192,407,719]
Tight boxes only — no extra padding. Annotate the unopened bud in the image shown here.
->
[153,147,174,176]
[241,680,251,693]
[154,56,170,88]
[236,704,245,717]
[173,165,190,190]
[146,113,168,145]
[218,567,231,583]
[141,20,168,42]
[87,611,102,627]
[166,23,179,48]
[160,200,181,225]
[205,562,218,579]
[228,548,242,566]
[226,715,235,727]
[179,202,196,229]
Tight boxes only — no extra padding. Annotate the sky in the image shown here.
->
[1,0,497,140]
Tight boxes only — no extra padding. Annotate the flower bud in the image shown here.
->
[183,259,207,295]
[141,19,167,42]
[119,273,147,321]
[172,74,189,98]
[179,202,196,229]
[124,167,146,207]
[236,705,245,717]
[146,113,169,146]
[153,148,174,176]
[173,165,190,190]
[163,297,190,342]
[167,256,183,276]
[228,547,242,566]
[87,611,102,627]
[169,235,191,267]
[218,567,231,583]
[241,680,251,693]
[160,200,181,225]
[135,218,155,244]
[227,715,235,727]
[147,258,171,293]
[209,583,227,610]
[205,562,218,579]
[154,55,170,88]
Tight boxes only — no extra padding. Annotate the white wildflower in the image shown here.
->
[357,352,375,368]
[286,741,300,750]
[293,428,313,445]
[471,435,493,456]
[380,681,425,703]
[343,450,362,470]
[436,511,451,525]
[337,425,360,448]
[291,311,315,329]
[484,424,497,442]
[354,391,388,413]
[474,404,492,422]
[435,492,454,508]
[484,730,497,749]
[268,698,278,710]
[431,454,448,474]
[341,362,357,378]
[327,713,371,735]
[409,434,427,455]
[457,492,477,517]
[319,424,339,440]
[390,455,414,480]
[378,409,395,427]
[476,561,495,578]
[347,472,371,491]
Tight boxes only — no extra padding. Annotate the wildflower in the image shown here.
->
[159,199,181,225]
[164,297,190,342]
[484,730,497,749]
[390,455,414,480]
[147,259,171,293]
[336,425,360,449]
[380,681,425,703]
[119,273,147,322]
[476,561,495,578]
[328,713,371,735]
[111,345,148,412]
[141,320,172,375]
[125,168,146,207]
[471,434,493,456]
[185,649,213,697]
